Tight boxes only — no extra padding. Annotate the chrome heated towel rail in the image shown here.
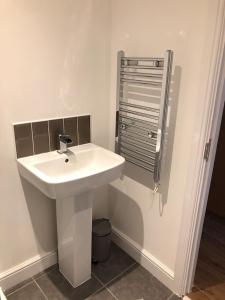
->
[116,50,173,188]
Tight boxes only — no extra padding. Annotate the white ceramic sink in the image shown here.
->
[17,143,125,288]
[17,143,125,198]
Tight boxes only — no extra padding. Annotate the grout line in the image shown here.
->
[5,281,34,297]
[47,120,51,151]
[77,117,80,145]
[92,261,137,288]
[12,114,90,126]
[31,266,58,281]
[33,278,48,300]
[63,118,65,134]
[166,292,176,300]
[104,262,137,287]
[105,286,119,300]
[31,123,35,155]
[91,273,105,286]
[92,262,137,300]
[84,286,105,299]
[6,266,58,297]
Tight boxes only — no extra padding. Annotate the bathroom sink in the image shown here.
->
[17,143,125,198]
[17,143,124,288]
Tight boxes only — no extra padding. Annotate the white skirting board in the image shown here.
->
[1,231,177,294]
[0,250,57,292]
[112,226,176,293]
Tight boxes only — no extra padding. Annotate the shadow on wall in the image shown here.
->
[159,65,181,213]
[20,177,57,254]
[108,183,144,248]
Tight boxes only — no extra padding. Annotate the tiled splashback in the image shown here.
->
[14,115,91,158]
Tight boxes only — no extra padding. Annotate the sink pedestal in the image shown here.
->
[56,191,93,287]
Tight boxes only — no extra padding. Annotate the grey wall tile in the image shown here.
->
[116,110,119,137]
[49,119,63,151]
[78,115,91,145]
[64,117,78,147]
[13,115,91,158]
[14,123,33,158]
[32,121,50,154]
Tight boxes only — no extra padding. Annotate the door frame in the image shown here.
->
[174,1,225,296]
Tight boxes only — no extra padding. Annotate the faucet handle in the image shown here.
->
[59,134,73,144]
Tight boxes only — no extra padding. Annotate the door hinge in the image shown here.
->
[204,138,212,161]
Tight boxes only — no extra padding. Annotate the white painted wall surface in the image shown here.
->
[108,0,220,274]
[0,0,110,276]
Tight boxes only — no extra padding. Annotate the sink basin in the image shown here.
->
[17,143,125,198]
[17,143,125,288]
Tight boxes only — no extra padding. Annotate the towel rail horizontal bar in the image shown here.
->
[121,78,162,86]
[121,145,155,161]
[120,108,159,120]
[119,114,158,127]
[121,65,164,70]
[120,140,156,155]
[119,120,157,134]
[121,71,163,79]
[120,132,156,148]
[121,155,154,172]
[119,101,160,113]
[120,150,155,167]
[120,136,156,153]
[121,57,164,61]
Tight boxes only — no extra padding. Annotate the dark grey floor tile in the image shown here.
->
[33,264,59,279]
[86,288,116,299]
[107,264,172,300]
[36,268,102,299]
[92,242,135,284]
[5,278,33,295]
[7,282,45,300]
[70,277,102,299]
[35,269,73,299]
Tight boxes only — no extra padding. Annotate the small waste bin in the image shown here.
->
[92,218,111,263]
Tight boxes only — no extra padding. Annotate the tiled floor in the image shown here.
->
[5,243,180,300]
[188,212,225,300]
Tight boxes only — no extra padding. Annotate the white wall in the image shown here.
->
[0,0,110,276]
[108,0,220,277]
